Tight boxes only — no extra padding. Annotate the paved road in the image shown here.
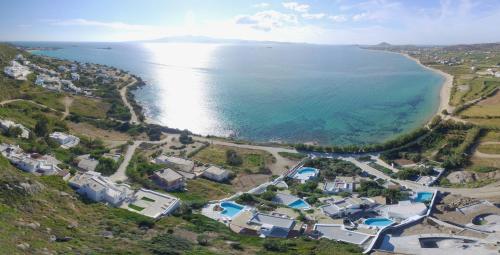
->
[343,156,500,200]
[119,77,139,125]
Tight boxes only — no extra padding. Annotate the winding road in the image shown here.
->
[119,77,139,125]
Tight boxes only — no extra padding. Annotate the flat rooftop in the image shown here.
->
[124,189,179,218]
[315,224,372,245]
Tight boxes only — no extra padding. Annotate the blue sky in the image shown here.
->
[2,0,500,44]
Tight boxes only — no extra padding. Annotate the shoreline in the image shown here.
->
[400,53,454,117]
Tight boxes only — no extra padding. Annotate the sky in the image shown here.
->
[1,0,500,45]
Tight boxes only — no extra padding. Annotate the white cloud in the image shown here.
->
[253,2,270,8]
[282,2,310,13]
[328,15,347,22]
[49,18,152,31]
[235,10,298,31]
[352,12,368,21]
[301,13,325,19]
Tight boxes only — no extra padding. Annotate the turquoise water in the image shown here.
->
[414,192,433,202]
[294,167,318,181]
[364,218,394,226]
[220,202,243,217]
[288,199,310,209]
[19,42,443,145]
[298,167,318,175]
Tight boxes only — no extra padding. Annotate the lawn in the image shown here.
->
[192,144,275,174]
[128,204,145,211]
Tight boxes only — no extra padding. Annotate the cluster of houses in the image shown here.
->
[69,171,180,219]
[3,55,31,80]
[201,162,437,253]
[0,143,69,178]
[151,155,232,191]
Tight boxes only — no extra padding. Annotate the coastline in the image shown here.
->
[400,53,454,117]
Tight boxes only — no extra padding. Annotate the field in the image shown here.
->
[477,143,500,154]
[70,96,110,119]
[170,178,234,202]
[192,144,275,174]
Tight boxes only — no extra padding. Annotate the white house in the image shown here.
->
[0,119,30,138]
[69,171,131,206]
[323,177,356,194]
[202,166,231,182]
[247,212,296,238]
[384,201,427,220]
[320,197,374,218]
[49,132,80,149]
[71,72,80,81]
[154,155,195,172]
[3,60,31,80]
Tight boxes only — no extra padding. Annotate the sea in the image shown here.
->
[17,41,443,145]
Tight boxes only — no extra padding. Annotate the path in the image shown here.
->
[109,135,170,182]
[473,141,500,159]
[61,96,73,120]
[119,77,139,125]
[0,98,59,112]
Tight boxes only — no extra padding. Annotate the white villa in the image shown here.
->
[69,171,180,219]
[202,166,231,182]
[4,60,31,80]
[154,155,195,172]
[320,197,375,218]
[323,177,356,194]
[247,212,297,238]
[69,171,132,206]
[0,143,62,176]
[49,132,80,149]
[0,118,30,138]
[383,201,427,220]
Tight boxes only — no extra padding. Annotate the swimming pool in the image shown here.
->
[364,218,394,227]
[288,199,310,209]
[293,167,318,182]
[220,202,244,218]
[414,192,433,203]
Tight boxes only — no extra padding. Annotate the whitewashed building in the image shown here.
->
[202,166,231,182]
[49,132,80,149]
[0,119,30,138]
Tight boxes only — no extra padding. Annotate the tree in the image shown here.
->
[179,130,193,144]
[95,157,118,176]
[34,116,49,137]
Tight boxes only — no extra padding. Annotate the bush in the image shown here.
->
[148,233,192,255]
[226,149,243,166]
[179,130,193,144]
[263,240,288,252]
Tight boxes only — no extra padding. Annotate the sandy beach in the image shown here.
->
[401,53,454,116]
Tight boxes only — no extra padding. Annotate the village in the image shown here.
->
[1,49,499,254]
